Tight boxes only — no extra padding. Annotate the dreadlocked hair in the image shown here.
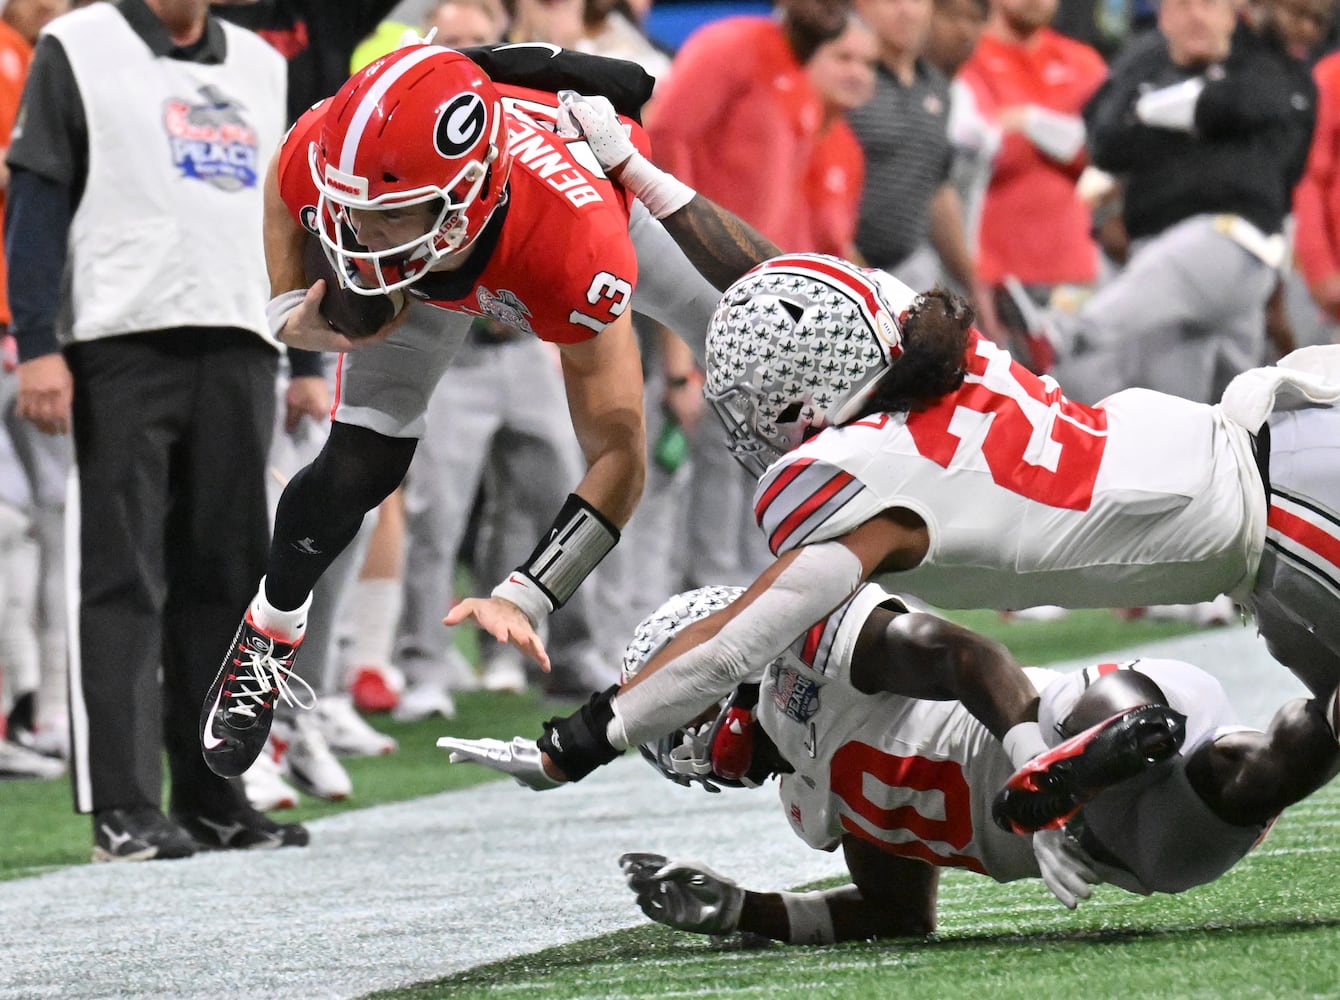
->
[847,286,973,420]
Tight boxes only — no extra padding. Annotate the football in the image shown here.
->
[304,237,403,339]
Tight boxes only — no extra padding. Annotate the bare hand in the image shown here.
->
[662,372,704,433]
[443,596,551,673]
[284,374,330,433]
[16,353,73,435]
[276,281,404,353]
[1310,272,1340,317]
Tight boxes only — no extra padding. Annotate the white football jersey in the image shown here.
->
[758,584,1266,892]
[1038,658,1266,894]
[753,334,1266,609]
[759,583,1058,883]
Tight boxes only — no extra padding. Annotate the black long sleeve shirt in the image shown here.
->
[1084,24,1316,240]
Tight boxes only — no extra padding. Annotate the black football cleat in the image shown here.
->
[173,804,309,851]
[993,705,1187,835]
[201,611,311,778]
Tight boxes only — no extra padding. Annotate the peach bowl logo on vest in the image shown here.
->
[163,85,260,193]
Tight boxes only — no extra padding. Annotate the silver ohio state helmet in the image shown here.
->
[621,586,766,792]
[704,254,919,477]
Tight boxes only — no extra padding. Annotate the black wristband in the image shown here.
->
[516,493,621,610]
[537,684,622,782]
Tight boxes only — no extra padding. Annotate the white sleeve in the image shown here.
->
[1134,77,1206,133]
[610,542,866,749]
[1021,105,1087,162]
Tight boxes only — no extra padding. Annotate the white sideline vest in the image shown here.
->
[44,7,285,347]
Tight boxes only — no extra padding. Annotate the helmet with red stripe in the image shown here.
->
[704,253,917,477]
[621,587,772,792]
[309,45,512,295]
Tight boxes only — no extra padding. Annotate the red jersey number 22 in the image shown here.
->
[569,271,632,333]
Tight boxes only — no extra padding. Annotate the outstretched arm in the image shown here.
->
[619,838,937,944]
[558,91,780,291]
[655,196,781,293]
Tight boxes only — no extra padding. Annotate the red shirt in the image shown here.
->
[1294,51,1340,310]
[803,119,864,258]
[0,20,32,326]
[959,29,1107,286]
[279,86,638,345]
[647,16,825,251]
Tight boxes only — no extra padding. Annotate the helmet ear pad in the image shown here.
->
[1060,669,1169,739]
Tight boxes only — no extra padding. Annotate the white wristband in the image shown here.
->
[781,891,836,944]
[489,573,555,629]
[1003,720,1049,770]
[618,153,697,220]
[266,289,306,341]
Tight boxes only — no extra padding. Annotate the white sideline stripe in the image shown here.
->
[0,621,1309,998]
[64,465,91,812]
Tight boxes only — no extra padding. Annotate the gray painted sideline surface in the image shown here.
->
[0,622,1307,999]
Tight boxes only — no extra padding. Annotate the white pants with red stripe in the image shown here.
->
[1248,406,1340,697]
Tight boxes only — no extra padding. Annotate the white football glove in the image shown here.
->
[436,736,562,791]
[619,852,746,935]
[556,91,637,173]
[1031,827,1100,909]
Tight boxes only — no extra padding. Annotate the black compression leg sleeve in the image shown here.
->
[265,421,417,610]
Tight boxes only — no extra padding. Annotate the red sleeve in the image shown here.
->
[545,213,640,344]
[645,21,756,184]
[1295,56,1340,289]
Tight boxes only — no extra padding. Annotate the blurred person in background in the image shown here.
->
[926,0,995,271]
[958,0,1106,366]
[7,0,304,859]
[849,0,995,353]
[639,0,854,603]
[1050,0,1316,404]
[0,0,71,763]
[804,13,878,261]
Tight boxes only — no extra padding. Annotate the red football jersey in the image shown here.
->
[278,84,640,344]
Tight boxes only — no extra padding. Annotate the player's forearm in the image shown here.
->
[657,195,782,292]
[738,886,927,944]
[571,434,646,528]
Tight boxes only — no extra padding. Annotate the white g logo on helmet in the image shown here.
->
[436,93,487,158]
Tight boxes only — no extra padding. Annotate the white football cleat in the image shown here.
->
[241,742,300,811]
[274,711,352,801]
[0,738,66,780]
[480,648,528,694]
[317,694,398,756]
[392,682,458,722]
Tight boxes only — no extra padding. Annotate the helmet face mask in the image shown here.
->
[309,46,512,296]
[622,586,777,792]
[704,254,919,476]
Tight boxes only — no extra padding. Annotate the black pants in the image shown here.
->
[66,329,276,816]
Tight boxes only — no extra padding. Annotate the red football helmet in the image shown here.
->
[309,45,513,295]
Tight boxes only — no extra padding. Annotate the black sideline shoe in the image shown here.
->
[92,807,198,863]
[173,804,310,851]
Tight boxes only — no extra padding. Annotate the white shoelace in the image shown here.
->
[226,638,317,719]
